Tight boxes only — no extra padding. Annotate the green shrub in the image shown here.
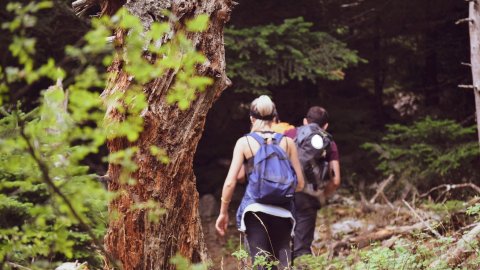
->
[363,117,479,191]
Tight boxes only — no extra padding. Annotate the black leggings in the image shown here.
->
[244,212,293,270]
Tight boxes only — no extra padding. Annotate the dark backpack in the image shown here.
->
[295,123,333,190]
[245,132,298,205]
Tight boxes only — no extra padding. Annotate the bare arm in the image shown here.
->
[324,160,340,197]
[215,138,245,236]
[285,137,305,192]
[236,164,246,184]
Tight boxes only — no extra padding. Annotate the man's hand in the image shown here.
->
[302,186,327,206]
[323,180,340,198]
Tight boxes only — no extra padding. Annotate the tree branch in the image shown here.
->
[17,116,121,270]
[369,174,394,204]
[402,200,443,239]
[455,18,473,25]
[419,183,480,198]
[72,0,101,17]
[6,262,33,270]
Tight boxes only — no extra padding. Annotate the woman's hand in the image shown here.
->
[215,213,229,236]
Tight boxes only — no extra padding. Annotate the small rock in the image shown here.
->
[331,218,367,237]
[55,262,87,270]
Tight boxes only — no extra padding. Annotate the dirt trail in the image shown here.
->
[202,211,242,270]
[203,193,480,269]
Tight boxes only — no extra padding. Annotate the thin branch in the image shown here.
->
[17,116,121,270]
[369,174,394,204]
[72,0,100,17]
[458,84,476,89]
[402,200,443,239]
[458,84,475,88]
[455,18,473,25]
[251,212,278,262]
[6,262,33,270]
[420,183,480,198]
[380,192,395,209]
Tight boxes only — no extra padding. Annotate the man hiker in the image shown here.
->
[284,106,341,259]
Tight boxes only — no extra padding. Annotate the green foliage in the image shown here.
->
[294,238,479,270]
[363,117,479,190]
[231,247,279,270]
[355,245,421,270]
[423,200,467,214]
[110,9,213,109]
[231,247,249,261]
[170,254,208,270]
[466,203,480,220]
[186,14,210,32]
[225,17,362,94]
[0,99,109,268]
[294,254,332,269]
[0,0,61,106]
[1,2,213,269]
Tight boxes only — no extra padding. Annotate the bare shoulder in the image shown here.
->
[279,135,294,151]
[235,136,249,149]
[284,136,294,144]
[282,136,294,146]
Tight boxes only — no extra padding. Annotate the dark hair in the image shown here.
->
[306,106,328,127]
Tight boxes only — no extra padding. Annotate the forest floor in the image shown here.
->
[202,190,480,269]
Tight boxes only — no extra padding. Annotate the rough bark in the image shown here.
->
[470,0,480,150]
[423,0,440,108]
[373,14,386,122]
[101,1,233,269]
[424,30,439,107]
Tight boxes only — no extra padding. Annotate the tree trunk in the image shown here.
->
[423,0,440,108]
[424,31,439,107]
[101,1,233,269]
[373,14,386,123]
[469,0,480,150]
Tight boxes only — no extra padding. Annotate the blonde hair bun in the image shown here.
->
[250,95,276,132]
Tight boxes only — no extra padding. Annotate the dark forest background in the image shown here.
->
[1,0,476,204]
[1,0,475,195]
[195,0,475,197]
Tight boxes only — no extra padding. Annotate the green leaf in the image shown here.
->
[186,14,209,32]
[149,22,170,40]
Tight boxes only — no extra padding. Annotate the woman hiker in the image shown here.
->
[215,95,305,269]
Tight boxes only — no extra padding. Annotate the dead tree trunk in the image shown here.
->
[469,0,480,149]
[373,13,386,124]
[101,1,233,269]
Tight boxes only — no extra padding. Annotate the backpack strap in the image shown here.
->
[273,133,289,155]
[248,132,267,145]
[244,135,254,157]
[273,133,284,145]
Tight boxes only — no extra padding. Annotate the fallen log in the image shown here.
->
[347,222,427,248]
[429,222,480,268]
[420,183,480,199]
[327,221,431,253]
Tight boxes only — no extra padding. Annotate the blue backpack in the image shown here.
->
[245,132,298,205]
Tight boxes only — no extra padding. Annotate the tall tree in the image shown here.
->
[95,0,234,269]
[469,0,480,149]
